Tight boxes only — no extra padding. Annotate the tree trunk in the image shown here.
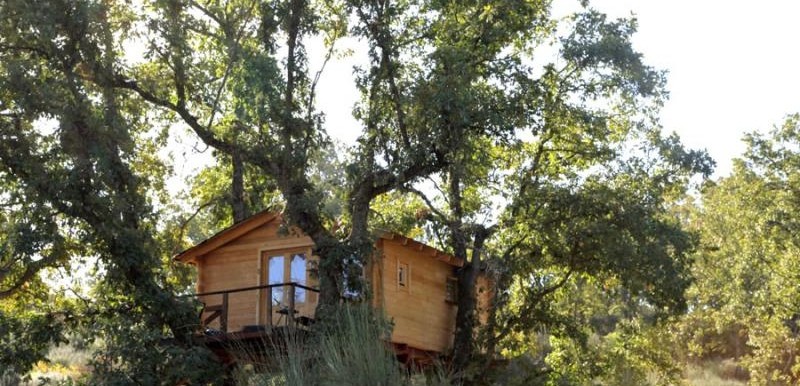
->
[452,226,490,384]
[453,260,479,377]
[277,179,342,321]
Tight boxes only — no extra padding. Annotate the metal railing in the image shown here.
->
[182,282,320,333]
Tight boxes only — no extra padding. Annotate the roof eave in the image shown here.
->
[173,211,281,263]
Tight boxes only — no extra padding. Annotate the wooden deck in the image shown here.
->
[180,283,319,366]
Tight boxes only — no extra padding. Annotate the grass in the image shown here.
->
[6,305,448,385]
[6,340,93,385]
[685,359,747,386]
[6,316,751,386]
[229,304,453,386]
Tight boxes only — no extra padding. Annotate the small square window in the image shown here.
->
[398,262,409,290]
[445,276,458,303]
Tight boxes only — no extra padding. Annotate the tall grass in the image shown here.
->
[685,359,747,386]
[0,371,21,386]
[314,304,406,385]
[230,304,452,386]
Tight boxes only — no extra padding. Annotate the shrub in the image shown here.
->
[231,304,452,386]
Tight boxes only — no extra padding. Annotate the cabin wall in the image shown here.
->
[376,239,458,353]
[197,220,314,332]
[189,216,492,353]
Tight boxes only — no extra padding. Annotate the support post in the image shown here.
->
[221,293,229,333]
[288,284,296,328]
[266,286,273,327]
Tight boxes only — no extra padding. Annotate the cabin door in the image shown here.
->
[258,249,310,325]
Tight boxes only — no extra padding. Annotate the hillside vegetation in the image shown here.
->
[1,0,798,385]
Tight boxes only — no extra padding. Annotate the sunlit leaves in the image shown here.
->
[681,115,800,384]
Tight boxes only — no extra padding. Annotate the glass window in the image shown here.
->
[269,255,285,304]
[290,253,307,303]
[266,252,308,305]
[398,262,409,289]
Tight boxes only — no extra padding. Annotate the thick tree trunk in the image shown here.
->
[483,270,506,359]
[448,168,475,381]
[452,261,479,376]
[348,184,378,302]
[452,226,490,384]
[277,178,343,321]
[315,247,341,320]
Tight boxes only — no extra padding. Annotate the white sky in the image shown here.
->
[590,0,800,177]
[313,0,800,178]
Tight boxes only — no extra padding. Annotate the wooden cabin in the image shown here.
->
[174,211,491,358]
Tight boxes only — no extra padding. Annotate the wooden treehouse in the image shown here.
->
[174,211,491,365]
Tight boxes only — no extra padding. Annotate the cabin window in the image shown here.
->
[268,255,285,303]
[290,253,307,302]
[266,252,308,304]
[445,276,458,303]
[398,262,409,290]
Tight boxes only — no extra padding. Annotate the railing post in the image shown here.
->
[288,284,295,328]
[221,293,229,333]
[266,286,273,327]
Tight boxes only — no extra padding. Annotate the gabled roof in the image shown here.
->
[378,233,462,267]
[173,210,280,263]
[173,210,462,267]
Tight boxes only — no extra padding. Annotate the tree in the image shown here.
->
[397,6,713,381]
[0,0,711,382]
[0,0,223,381]
[681,114,800,384]
[80,0,473,317]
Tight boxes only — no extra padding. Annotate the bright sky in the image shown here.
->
[313,0,800,178]
[590,0,800,177]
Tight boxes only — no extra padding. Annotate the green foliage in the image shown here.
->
[678,114,800,385]
[0,307,66,379]
[593,320,683,386]
[186,157,282,236]
[87,317,223,385]
[0,0,714,383]
[0,211,75,379]
[494,274,686,385]
[0,0,225,381]
[314,305,406,385]
[488,147,708,382]
[345,0,712,381]
[370,192,427,239]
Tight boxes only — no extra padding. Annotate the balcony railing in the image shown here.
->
[182,282,320,334]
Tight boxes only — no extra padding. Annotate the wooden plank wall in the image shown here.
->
[197,219,314,332]
[376,239,458,353]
